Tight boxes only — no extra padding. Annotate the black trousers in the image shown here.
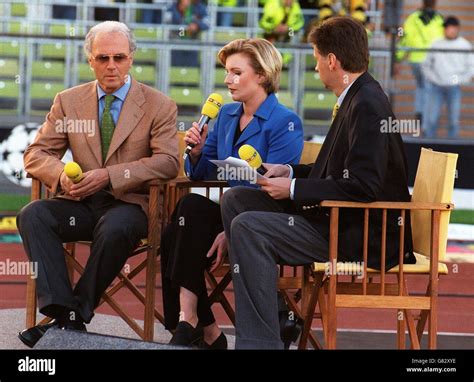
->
[16,191,148,323]
[160,193,222,330]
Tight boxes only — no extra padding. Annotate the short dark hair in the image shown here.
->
[308,16,369,73]
[443,16,460,27]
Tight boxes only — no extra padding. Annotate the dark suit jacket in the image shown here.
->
[291,72,415,270]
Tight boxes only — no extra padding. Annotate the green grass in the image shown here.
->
[0,194,30,212]
[451,210,474,225]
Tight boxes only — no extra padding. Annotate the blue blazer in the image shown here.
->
[185,93,303,186]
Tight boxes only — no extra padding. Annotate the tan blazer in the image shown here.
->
[24,78,180,217]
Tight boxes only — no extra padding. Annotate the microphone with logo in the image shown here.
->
[64,161,83,183]
[183,93,224,160]
[238,144,267,176]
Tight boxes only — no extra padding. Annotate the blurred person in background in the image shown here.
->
[422,16,474,138]
[168,0,209,67]
[396,0,444,124]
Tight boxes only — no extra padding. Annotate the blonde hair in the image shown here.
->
[218,38,283,94]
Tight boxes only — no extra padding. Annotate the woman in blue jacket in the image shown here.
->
[161,38,303,349]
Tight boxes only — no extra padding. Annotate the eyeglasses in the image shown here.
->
[92,54,130,64]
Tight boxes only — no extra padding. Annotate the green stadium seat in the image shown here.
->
[0,80,20,113]
[214,68,226,85]
[40,43,67,60]
[275,91,293,109]
[303,91,336,110]
[0,41,21,57]
[11,3,27,17]
[0,59,19,78]
[214,31,247,43]
[0,80,20,98]
[30,82,65,100]
[134,27,162,40]
[130,65,155,84]
[77,63,95,82]
[280,70,289,89]
[32,61,65,81]
[7,21,24,34]
[170,87,202,106]
[170,67,199,85]
[133,47,158,63]
[304,71,324,90]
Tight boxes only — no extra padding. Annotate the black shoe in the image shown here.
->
[202,332,228,350]
[18,320,59,348]
[169,321,203,347]
[58,310,86,332]
[280,315,304,349]
[61,320,87,332]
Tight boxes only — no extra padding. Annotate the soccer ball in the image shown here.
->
[0,123,40,187]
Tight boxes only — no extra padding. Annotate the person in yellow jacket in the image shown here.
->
[260,0,304,43]
[218,0,237,27]
[396,0,444,122]
[317,0,367,21]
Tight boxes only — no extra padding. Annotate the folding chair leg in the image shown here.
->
[26,277,37,328]
[299,273,322,349]
[397,310,406,349]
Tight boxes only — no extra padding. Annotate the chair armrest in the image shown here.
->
[319,200,453,211]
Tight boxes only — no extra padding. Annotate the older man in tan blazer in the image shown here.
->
[17,21,179,348]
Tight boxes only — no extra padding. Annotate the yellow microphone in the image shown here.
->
[64,161,83,183]
[183,93,224,160]
[238,144,267,175]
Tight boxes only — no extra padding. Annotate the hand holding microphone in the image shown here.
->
[60,161,83,195]
[183,93,224,160]
[64,161,83,183]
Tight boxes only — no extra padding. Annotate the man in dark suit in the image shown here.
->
[221,16,415,349]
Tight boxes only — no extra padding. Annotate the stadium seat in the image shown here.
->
[134,27,162,40]
[11,2,27,17]
[130,65,156,85]
[304,71,324,90]
[0,41,21,58]
[0,59,19,78]
[39,43,67,60]
[133,47,158,64]
[275,91,293,109]
[303,91,336,110]
[0,80,20,112]
[214,30,247,43]
[32,61,65,81]
[170,67,199,85]
[77,63,95,83]
[169,87,202,106]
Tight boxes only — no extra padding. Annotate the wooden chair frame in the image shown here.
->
[25,177,168,341]
[298,200,453,350]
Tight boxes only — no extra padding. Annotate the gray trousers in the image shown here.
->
[221,186,329,349]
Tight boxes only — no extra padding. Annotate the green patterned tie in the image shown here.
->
[101,94,116,162]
